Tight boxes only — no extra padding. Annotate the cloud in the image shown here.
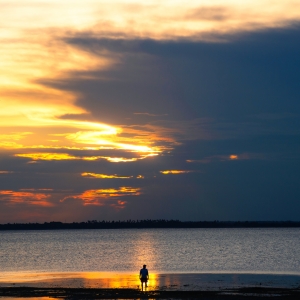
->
[14,151,158,163]
[61,187,141,207]
[160,170,193,175]
[81,172,133,179]
[44,27,300,147]
[185,6,229,21]
[0,189,54,207]
[186,153,264,164]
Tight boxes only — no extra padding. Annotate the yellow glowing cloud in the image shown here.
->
[81,172,133,179]
[65,131,161,154]
[160,170,192,175]
[15,153,78,161]
[61,187,141,206]
[105,157,138,163]
[0,190,54,207]
[0,132,33,148]
[1,124,162,160]
[14,152,156,162]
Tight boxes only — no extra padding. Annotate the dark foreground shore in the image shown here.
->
[1,287,300,299]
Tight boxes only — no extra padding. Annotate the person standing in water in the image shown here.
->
[139,264,149,290]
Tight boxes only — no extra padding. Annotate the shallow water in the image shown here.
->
[0,228,299,274]
[0,272,300,291]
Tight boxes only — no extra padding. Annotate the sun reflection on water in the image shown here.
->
[0,271,161,290]
[82,272,160,289]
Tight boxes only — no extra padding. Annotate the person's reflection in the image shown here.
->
[139,264,149,290]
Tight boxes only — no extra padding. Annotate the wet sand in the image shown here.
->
[0,272,300,299]
[0,286,300,299]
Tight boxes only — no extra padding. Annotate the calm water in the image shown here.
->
[0,228,299,274]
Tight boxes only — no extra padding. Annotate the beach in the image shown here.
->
[0,272,300,299]
[1,286,300,299]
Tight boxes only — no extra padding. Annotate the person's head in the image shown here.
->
[143,264,146,268]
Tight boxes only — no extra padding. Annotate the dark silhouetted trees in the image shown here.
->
[0,220,299,230]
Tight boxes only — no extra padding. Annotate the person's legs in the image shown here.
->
[141,278,147,290]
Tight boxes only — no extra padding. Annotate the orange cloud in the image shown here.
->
[60,187,141,206]
[0,190,54,207]
[110,200,127,210]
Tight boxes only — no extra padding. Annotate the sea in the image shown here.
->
[0,228,300,289]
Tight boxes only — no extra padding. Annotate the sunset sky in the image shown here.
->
[1,0,300,222]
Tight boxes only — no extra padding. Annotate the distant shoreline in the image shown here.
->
[1,220,300,230]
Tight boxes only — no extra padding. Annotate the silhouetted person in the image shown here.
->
[139,264,149,290]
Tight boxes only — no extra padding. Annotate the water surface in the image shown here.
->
[1,228,300,289]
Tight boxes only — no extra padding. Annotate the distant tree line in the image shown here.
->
[0,220,300,230]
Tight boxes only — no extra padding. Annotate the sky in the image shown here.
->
[1,0,300,223]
